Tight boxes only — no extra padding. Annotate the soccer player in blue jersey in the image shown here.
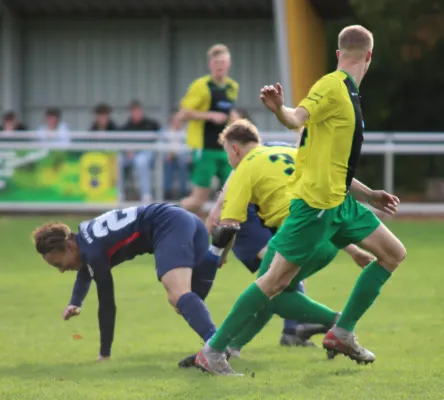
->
[33,204,238,361]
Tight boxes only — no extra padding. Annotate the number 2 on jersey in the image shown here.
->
[92,207,138,238]
[269,153,295,176]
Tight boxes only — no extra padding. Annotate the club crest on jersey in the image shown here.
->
[87,264,94,277]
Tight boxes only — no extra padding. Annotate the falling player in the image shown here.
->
[32,203,238,361]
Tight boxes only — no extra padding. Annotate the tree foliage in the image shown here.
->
[326,1,444,193]
[327,0,444,131]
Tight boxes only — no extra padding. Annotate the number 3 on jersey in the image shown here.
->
[269,153,295,176]
[92,207,138,238]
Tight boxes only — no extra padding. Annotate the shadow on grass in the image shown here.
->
[0,351,208,382]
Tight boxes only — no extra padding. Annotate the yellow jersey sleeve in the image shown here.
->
[180,78,210,111]
[298,76,340,124]
[220,164,252,223]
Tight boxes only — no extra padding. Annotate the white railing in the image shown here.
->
[0,130,443,214]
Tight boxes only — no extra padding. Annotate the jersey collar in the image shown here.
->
[339,70,359,93]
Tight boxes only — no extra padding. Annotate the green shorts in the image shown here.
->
[191,149,232,189]
[258,238,340,292]
[270,194,381,269]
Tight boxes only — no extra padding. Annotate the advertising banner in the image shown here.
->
[0,150,118,203]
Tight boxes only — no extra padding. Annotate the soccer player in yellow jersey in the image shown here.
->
[175,44,239,213]
[195,25,407,375]
[215,120,372,347]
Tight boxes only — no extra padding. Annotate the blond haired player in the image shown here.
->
[196,25,406,375]
[175,44,239,213]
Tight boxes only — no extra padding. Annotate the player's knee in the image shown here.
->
[167,291,184,308]
[165,286,190,308]
[379,242,407,271]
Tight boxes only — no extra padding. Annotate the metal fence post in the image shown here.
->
[154,145,164,202]
[384,137,395,194]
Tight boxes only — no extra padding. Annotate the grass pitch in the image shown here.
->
[0,216,443,400]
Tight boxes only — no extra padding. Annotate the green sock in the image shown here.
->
[336,261,392,332]
[209,283,269,351]
[228,307,274,350]
[270,291,337,327]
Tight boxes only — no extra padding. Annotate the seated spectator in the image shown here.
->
[163,112,191,200]
[119,100,160,203]
[90,103,117,131]
[0,111,27,132]
[37,107,70,143]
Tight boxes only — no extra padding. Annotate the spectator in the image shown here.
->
[163,112,191,200]
[0,111,27,131]
[120,100,161,203]
[37,107,70,143]
[90,103,117,131]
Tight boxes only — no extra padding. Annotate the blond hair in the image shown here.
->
[207,44,230,60]
[338,25,374,56]
[219,119,260,145]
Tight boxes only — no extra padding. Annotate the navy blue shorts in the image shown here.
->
[152,207,209,280]
[232,204,274,273]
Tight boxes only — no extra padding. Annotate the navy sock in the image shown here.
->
[282,281,305,334]
[176,292,217,342]
[192,251,219,301]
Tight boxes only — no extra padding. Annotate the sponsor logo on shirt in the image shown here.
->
[216,100,233,110]
[80,222,93,244]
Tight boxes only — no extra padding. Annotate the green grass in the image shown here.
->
[0,217,443,400]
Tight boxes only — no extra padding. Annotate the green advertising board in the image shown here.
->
[0,150,118,203]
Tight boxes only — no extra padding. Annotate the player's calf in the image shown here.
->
[180,187,209,213]
[162,268,216,342]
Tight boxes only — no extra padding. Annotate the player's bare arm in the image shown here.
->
[260,83,309,130]
[205,172,233,232]
[177,108,228,124]
[350,178,400,216]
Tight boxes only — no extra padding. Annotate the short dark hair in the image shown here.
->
[33,222,73,255]
[46,108,61,118]
[94,103,112,115]
[3,111,16,122]
[219,119,260,145]
[129,100,143,109]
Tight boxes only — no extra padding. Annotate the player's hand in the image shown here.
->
[350,248,375,268]
[96,355,110,362]
[260,83,284,113]
[368,190,400,216]
[63,305,81,321]
[208,112,228,124]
